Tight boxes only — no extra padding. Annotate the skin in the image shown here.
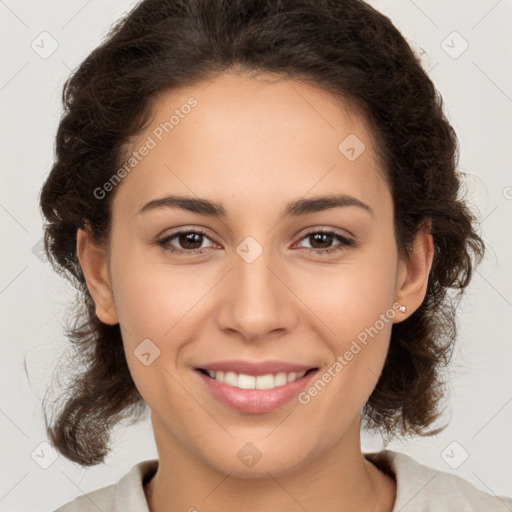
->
[77,71,434,512]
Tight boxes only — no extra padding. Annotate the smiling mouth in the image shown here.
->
[197,368,318,390]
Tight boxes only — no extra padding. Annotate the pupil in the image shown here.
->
[311,233,331,249]
[181,233,202,249]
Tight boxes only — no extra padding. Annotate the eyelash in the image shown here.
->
[156,228,355,257]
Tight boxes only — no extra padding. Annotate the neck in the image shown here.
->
[144,417,396,512]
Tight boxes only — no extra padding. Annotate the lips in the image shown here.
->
[194,359,319,413]
[195,359,317,376]
[198,368,315,390]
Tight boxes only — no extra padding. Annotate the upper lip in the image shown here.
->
[196,360,318,376]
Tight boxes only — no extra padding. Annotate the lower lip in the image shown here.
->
[195,369,318,414]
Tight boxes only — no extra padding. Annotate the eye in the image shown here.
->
[156,229,215,255]
[156,228,355,256]
[294,229,355,256]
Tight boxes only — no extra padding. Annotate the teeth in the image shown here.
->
[287,372,297,383]
[224,371,237,387]
[204,370,307,389]
[238,374,256,389]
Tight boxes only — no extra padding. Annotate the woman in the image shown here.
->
[39,0,511,510]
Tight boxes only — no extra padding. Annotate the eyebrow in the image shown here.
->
[138,193,374,219]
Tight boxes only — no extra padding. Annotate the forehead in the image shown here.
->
[112,71,390,220]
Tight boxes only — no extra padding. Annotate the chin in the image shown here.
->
[200,443,313,479]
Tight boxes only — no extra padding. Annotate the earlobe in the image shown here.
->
[76,226,119,325]
[394,220,434,322]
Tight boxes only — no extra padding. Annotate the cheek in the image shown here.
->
[110,243,206,341]
[304,242,398,412]
[307,242,398,339]
[111,259,191,411]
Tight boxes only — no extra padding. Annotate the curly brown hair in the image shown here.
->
[39,0,485,466]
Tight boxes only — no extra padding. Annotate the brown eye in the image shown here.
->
[306,232,335,249]
[176,232,204,250]
[296,230,355,255]
[157,229,214,254]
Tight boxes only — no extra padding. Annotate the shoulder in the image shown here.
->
[364,449,512,512]
[53,459,158,512]
[53,484,116,512]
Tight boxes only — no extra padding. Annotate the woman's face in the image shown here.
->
[80,71,430,477]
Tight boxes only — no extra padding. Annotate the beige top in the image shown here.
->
[54,449,512,511]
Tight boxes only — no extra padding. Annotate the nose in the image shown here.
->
[215,240,299,344]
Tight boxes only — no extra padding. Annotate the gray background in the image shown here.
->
[1,0,511,510]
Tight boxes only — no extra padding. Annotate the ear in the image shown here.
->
[76,225,119,325]
[394,219,434,323]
